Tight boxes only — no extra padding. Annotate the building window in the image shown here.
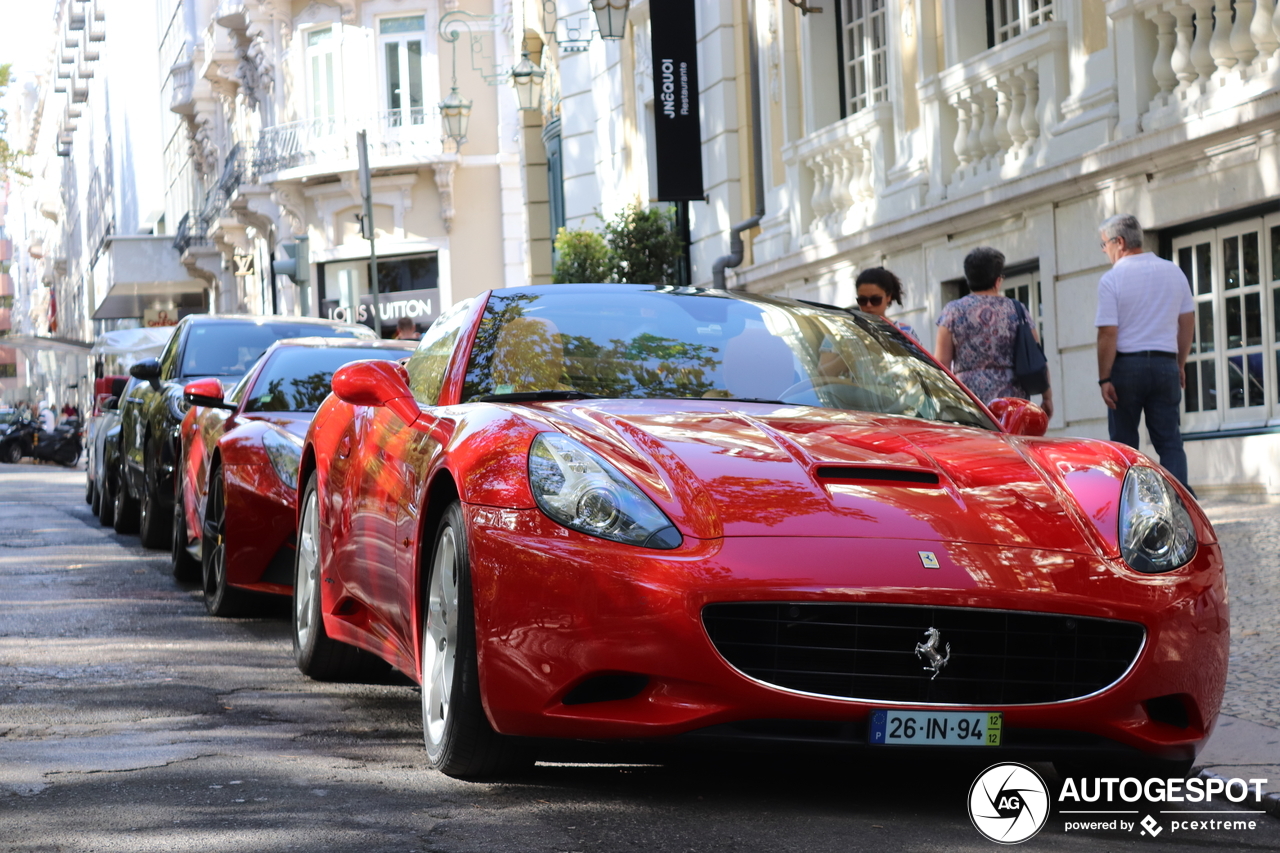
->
[379,15,426,127]
[0,363,16,378]
[990,0,1054,45]
[1172,217,1280,432]
[306,27,339,124]
[838,0,889,116]
[1002,269,1043,336]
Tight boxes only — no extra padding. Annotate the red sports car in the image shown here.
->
[177,336,416,616]
[295,284,1226,781]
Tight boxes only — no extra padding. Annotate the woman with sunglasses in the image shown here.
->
[855,267,917,340]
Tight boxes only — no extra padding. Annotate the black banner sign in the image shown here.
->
[650,0,704,201]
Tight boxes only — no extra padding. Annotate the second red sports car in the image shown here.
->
[177,336,416,615]
[294,284,1226,782]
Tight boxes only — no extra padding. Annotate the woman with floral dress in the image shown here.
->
[934,247,1054,419]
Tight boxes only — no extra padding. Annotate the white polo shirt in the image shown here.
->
[1095,251,1194,353]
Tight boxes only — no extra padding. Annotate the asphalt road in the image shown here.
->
[1,464,1277,852]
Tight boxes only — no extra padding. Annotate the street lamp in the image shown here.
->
[440,86,472,145]
[590,0,630,40]
[511,51,546,112]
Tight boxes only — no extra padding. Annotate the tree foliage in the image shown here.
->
[553,203,684,285]
[603,204,683,285]
[0,63,26,179]
[552,228,612,283]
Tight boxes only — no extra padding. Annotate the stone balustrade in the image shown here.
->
[786,102,893,242]
[935,21,1068,188]
[1133,0,1280,128]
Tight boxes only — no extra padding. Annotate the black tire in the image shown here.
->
[86,473,95,505]
[59,447,81,469]
[112,466,140,535]
[200,467,254,616]
[89,476,100,514]
[171,466,200,582]
[97,469,116,528]
[422,501,533,779]
[293,471,365,679]
[3,442,22,464]
[138,449,171,549]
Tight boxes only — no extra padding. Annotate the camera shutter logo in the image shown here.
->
[968,763,1050,844]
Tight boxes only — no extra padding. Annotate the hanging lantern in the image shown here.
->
[591,0,630,40]
[511,52,546,112]
[439,86,472,144]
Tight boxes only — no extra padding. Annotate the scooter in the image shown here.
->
[0,417,83,467]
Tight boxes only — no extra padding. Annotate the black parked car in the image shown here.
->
[116,314,375,552]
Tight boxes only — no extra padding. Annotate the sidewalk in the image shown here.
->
[1191,499,1280,799]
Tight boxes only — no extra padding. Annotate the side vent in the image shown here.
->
[561,674,649,706]
[815,466,940,486]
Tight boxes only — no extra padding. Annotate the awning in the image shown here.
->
[91,235,209,320]
[89,326,175,358]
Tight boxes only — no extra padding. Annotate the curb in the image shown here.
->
[1195,769,1280,819]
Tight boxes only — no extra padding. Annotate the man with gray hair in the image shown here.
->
[1095,214,1195,489]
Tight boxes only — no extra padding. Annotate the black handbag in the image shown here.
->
[1011,300,1050,395]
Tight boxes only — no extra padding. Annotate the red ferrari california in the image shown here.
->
[177,336,416,616]
[295,284,1226,781]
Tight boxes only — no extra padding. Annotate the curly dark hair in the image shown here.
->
[855,267,905,306]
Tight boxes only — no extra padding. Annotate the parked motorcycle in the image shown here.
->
[0,416,83,467]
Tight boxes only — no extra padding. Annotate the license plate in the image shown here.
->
[869,710,1002,746]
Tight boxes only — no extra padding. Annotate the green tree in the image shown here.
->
[604,203,682,285]
[552,227,612,283]
[552,204,684,285]
[0,64,24,178]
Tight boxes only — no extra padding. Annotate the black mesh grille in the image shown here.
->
[702,603,1145,705]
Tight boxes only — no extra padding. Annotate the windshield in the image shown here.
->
[462,287,995,429]
[243,346,406,413]
[180,322,368,378]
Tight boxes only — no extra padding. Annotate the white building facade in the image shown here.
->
[532,1,1280,498]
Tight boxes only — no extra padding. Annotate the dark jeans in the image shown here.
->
[1108,354,1189,488]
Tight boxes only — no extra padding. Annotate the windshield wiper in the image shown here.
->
[474,390,605,403]
[678,396,789,405]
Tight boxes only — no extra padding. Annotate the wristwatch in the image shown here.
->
[1098,377,1111,385]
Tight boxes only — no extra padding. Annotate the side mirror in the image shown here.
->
[131,357,162,391]
[331,360,421,427]
[183,378,236,411]
[988,397,1049,437]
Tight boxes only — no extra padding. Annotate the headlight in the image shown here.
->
[529,433,682,550]
[262,428,304,490]
[1118,466,1197,573]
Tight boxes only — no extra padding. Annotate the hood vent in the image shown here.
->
[815,466,940,486]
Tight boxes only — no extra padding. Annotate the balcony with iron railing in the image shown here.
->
[253,109,448,180]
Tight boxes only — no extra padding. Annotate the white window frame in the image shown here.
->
[377,14,428,127]
[840,0,889,115]
[1002,269,1043,337]
[304,24,341,127]
[992,0,1055,45]
[1172,217,1277,434]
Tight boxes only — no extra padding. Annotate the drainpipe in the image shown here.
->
[711,4,767,290]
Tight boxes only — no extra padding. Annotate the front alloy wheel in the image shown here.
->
[292,471,364,680]
[421,501,532,779]
[200,469,251,616]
